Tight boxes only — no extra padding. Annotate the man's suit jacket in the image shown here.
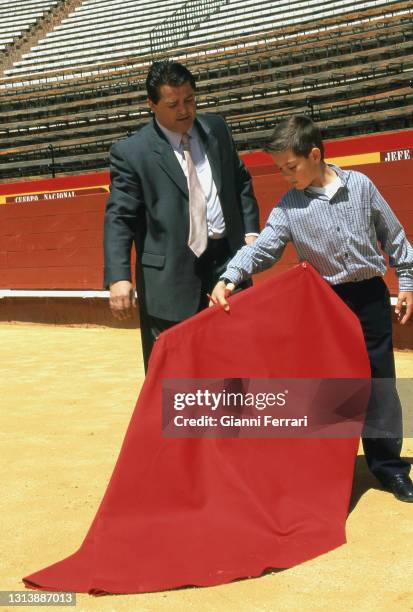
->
[104,113,260,321]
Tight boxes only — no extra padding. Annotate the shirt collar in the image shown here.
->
[155,119,198,151]
[303,163,348,198]
[327,163,349,186]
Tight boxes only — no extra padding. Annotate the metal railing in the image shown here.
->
[150,0,229,55]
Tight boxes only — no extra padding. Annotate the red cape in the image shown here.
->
[24,263,370,594]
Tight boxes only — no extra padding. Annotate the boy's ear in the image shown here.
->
[310,147,322,162]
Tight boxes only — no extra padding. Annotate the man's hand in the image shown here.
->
[395,291,413,325]
[109,280,136,320]
[209,280,235,311]
[245,234,257,246]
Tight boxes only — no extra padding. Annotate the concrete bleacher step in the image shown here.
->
[0,0,58,59]
[3,0,411,79]
[0,0,84,75]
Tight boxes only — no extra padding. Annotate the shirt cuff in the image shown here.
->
[398,278,413,292]
[221,270,241,286]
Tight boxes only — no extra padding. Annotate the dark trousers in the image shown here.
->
[331,276,410,482]
[140,238,249,372]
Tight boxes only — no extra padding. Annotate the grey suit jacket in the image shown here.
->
[104,113,260,320]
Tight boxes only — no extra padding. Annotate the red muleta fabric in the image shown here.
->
[23,263,370,594]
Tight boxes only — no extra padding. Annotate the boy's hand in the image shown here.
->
[245,235,257,246]
[395,291,413,325]
[209,280,235,311]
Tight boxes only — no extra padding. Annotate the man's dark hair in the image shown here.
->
[146,60,196,103]
[265,115,324,160]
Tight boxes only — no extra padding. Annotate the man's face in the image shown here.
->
[148,82,196,134]
[272,148,322,190]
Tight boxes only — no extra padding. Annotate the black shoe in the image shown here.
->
[382,474,413,503]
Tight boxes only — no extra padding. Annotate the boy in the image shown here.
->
[210,116,413,502]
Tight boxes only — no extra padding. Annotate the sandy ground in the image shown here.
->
[0,323,412,612]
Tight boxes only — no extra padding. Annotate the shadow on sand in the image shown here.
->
[349,454,412,513]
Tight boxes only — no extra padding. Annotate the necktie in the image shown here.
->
[181,133,208,257]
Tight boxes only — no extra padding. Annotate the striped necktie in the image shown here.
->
[181,133,208,257]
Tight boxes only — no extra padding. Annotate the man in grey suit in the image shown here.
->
[104,60,260,370]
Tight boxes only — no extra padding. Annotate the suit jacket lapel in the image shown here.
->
[195,116,222,195]
[151,120,188,197]
[150,116,222,197]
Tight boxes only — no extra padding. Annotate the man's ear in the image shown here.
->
[148,98,156,114]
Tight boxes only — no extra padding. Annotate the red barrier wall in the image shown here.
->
[0,130,412,294]
[0,195,106,288]
[0,171,109,198]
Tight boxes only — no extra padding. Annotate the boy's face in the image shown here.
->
[272,148,322,190]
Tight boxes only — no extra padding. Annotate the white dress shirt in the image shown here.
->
[156,120,226,239]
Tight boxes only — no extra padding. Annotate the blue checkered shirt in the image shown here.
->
[224,165,413,291]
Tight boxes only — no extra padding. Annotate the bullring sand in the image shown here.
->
[1,324,412,612]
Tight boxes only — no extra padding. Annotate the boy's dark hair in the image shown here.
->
[265,115,324,160]
[146,60,196,103]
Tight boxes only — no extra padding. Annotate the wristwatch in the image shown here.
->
[219,277,232,286]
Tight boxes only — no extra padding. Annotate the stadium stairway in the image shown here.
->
[0,0,84,74]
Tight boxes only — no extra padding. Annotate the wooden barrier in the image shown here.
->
[0,133,412,347]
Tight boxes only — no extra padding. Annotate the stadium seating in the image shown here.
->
[179,0,395,45]
[4,0,185,74]
[0,0,412,180]
[3,0,407,77]
[0,0,58,54]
